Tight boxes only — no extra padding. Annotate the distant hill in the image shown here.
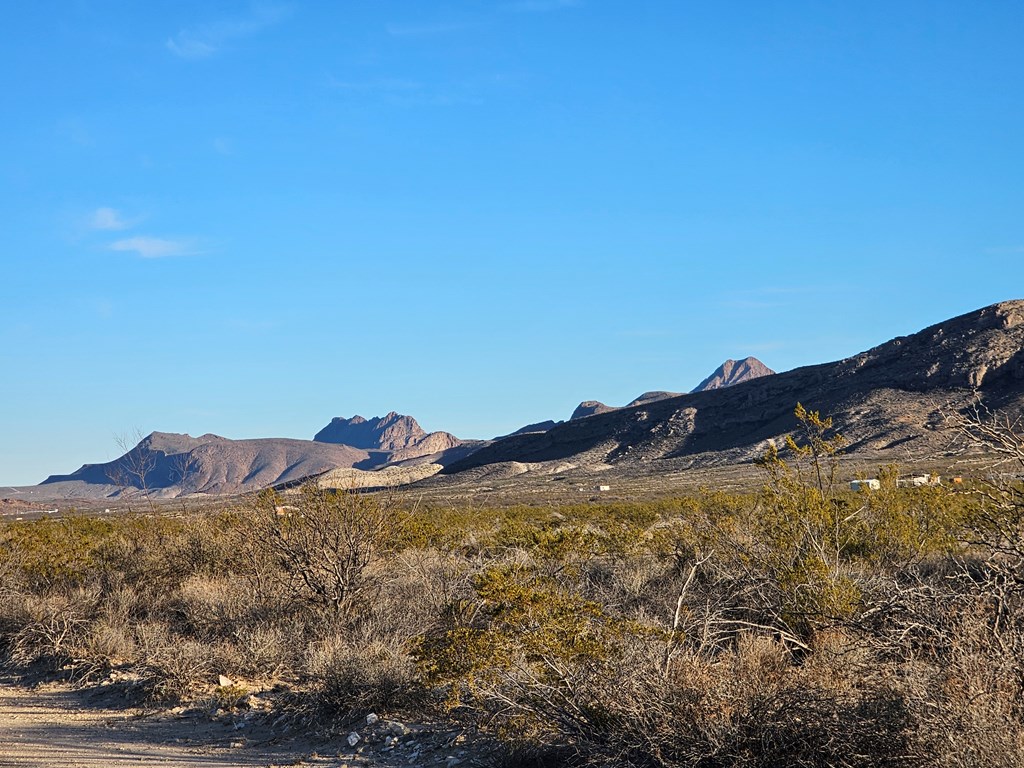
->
[27,302,1024,500]
[41,432,371,498]
[627,390,684,407]
[570,357,774,418]
[692,356,774,392]
[440,301,1024,479]
[501,420,561,437]
[314,411,461,459]
[570,401,616,420]
[33,411,467,499]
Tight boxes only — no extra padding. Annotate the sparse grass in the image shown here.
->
[0,462,1021,765]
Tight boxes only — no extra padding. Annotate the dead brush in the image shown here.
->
[285,633,422,729]
[587,632,919,768]
[4,589,95,672]
[131,622,220,703]
[171,573,256,640]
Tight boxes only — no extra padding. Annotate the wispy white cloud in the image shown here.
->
[167,3,290,59]
[90,207,131,231]
[386,21,470,37]
[109,237,196,259]
[504,0,582,12]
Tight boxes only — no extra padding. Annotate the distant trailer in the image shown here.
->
[596,485,611,492]
[897,474,941,488]
[850,479,880,491]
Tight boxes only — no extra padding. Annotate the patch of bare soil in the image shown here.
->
[0,679,488,768]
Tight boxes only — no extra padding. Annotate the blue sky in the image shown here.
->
[2,1,1023,485]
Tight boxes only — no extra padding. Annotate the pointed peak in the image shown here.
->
[692,357,775,393]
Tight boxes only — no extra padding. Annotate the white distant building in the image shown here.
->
[897,474,941,488]
[850,479,881,492]
[596,485,611,492]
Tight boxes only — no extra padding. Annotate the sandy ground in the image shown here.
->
[0,680,335,768]
[0,678,484,768]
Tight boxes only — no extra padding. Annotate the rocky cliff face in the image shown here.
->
[314,411,463,462]
[314,412,427,451]
[692,357,775,392]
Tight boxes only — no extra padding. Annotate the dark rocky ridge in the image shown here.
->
[571,401,616,420]
[442,301,1024,476]
[569,357,774,418]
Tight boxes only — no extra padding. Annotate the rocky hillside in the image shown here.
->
[314,412,461,459]
[40,432,371,498]
[570,357,774,418]
[571,401,616,420]
[441,301,1024,477]
[692,356,774,392]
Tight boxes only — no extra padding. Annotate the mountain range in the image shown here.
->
[438,301,1024,481]
[569,356,775,419]
[16,301,1024,501]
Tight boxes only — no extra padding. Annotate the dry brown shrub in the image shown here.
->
[286,633,420,727]
[132,622,221,702]
[5,590,95,671]
[172,573,256,639]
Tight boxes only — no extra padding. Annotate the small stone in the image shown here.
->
[218,675,235,688]
[365,712,379,725]
[387,720,411,736]
[347,732,361,747]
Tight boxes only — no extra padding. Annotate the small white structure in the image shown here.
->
[897,474,941,488]
[596,485,611,492]
[850,479,881,492]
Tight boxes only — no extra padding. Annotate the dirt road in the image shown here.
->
[0,681,333,768]
[0,679,483,768]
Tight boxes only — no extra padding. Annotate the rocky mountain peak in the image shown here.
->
[692,356,775,393]
[313,413,427,451]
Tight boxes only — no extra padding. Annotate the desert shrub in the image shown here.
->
[414,562,649,745]
[249,484,402,621]
[0,516,118,589]
[132,621,221,703]
[172,573,259,640]
[3,589,95,671]
[286,633,420,727]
